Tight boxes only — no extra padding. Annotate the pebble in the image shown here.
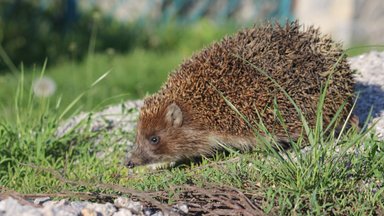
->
[143,207,160,216]
[113,197,142,213]
[173,203,188,214]
[85,202,116,216]
[113,208,133,216]
[149,211,163,216]
[34,197,51,205]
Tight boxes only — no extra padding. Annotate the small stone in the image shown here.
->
[174,203,188,214]
[34,197,51,205]
[42,199,83,216]
[113,197,129,208]
[143,207,161,216]
[0,197,42,216]
[114,197,142,213]
[85,202,116,216]
[150,211,164,216]
[113,208,133,216]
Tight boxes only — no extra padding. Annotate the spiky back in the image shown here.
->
[142,21,354,137]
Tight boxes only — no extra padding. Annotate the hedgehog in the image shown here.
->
[125,21,355,167]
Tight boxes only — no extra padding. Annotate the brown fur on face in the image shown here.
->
[126,21,356,167]
[127,101,262,166]
[127,101,215,166]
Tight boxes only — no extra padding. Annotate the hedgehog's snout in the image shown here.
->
[124,152,135,168]
[125,150,143,168]
[126,160,135,168]
[125,154,143,168]
[125,143,155,167]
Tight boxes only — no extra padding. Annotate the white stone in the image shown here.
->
[85,202,116,216]
[33,197,51,205]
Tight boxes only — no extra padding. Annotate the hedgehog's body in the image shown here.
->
[126,22,355,167]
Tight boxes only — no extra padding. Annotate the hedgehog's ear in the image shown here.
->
[165,103,183,127]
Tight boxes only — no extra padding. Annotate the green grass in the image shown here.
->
[0,20,238,123]
[0,22,383,215]
[0,49,197,123]
[345,44,384,57]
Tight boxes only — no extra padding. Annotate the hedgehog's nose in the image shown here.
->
[126,160,135,168]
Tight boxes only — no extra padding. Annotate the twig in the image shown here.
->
[0,187,40,208]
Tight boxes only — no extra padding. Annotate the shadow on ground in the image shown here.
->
[354,82,384,125]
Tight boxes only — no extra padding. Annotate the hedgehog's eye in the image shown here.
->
[149,135,160,145]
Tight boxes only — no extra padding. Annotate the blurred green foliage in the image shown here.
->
[0,1,141,72]
[0,1,240,121]
[0,16,238,122]
[0,1,238,74]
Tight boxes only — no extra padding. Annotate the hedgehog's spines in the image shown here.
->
[131,21,355,166]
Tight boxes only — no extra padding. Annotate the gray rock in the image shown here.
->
[143,208,159,216]
[149,211,164,216]
[56,100,142,137]
[56,100,143,155]
[84,202,116,216]
[350,51,384,138]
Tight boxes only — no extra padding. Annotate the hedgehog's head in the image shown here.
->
[126,101,209,168]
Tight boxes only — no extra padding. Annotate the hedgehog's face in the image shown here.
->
[126,102,201,167]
